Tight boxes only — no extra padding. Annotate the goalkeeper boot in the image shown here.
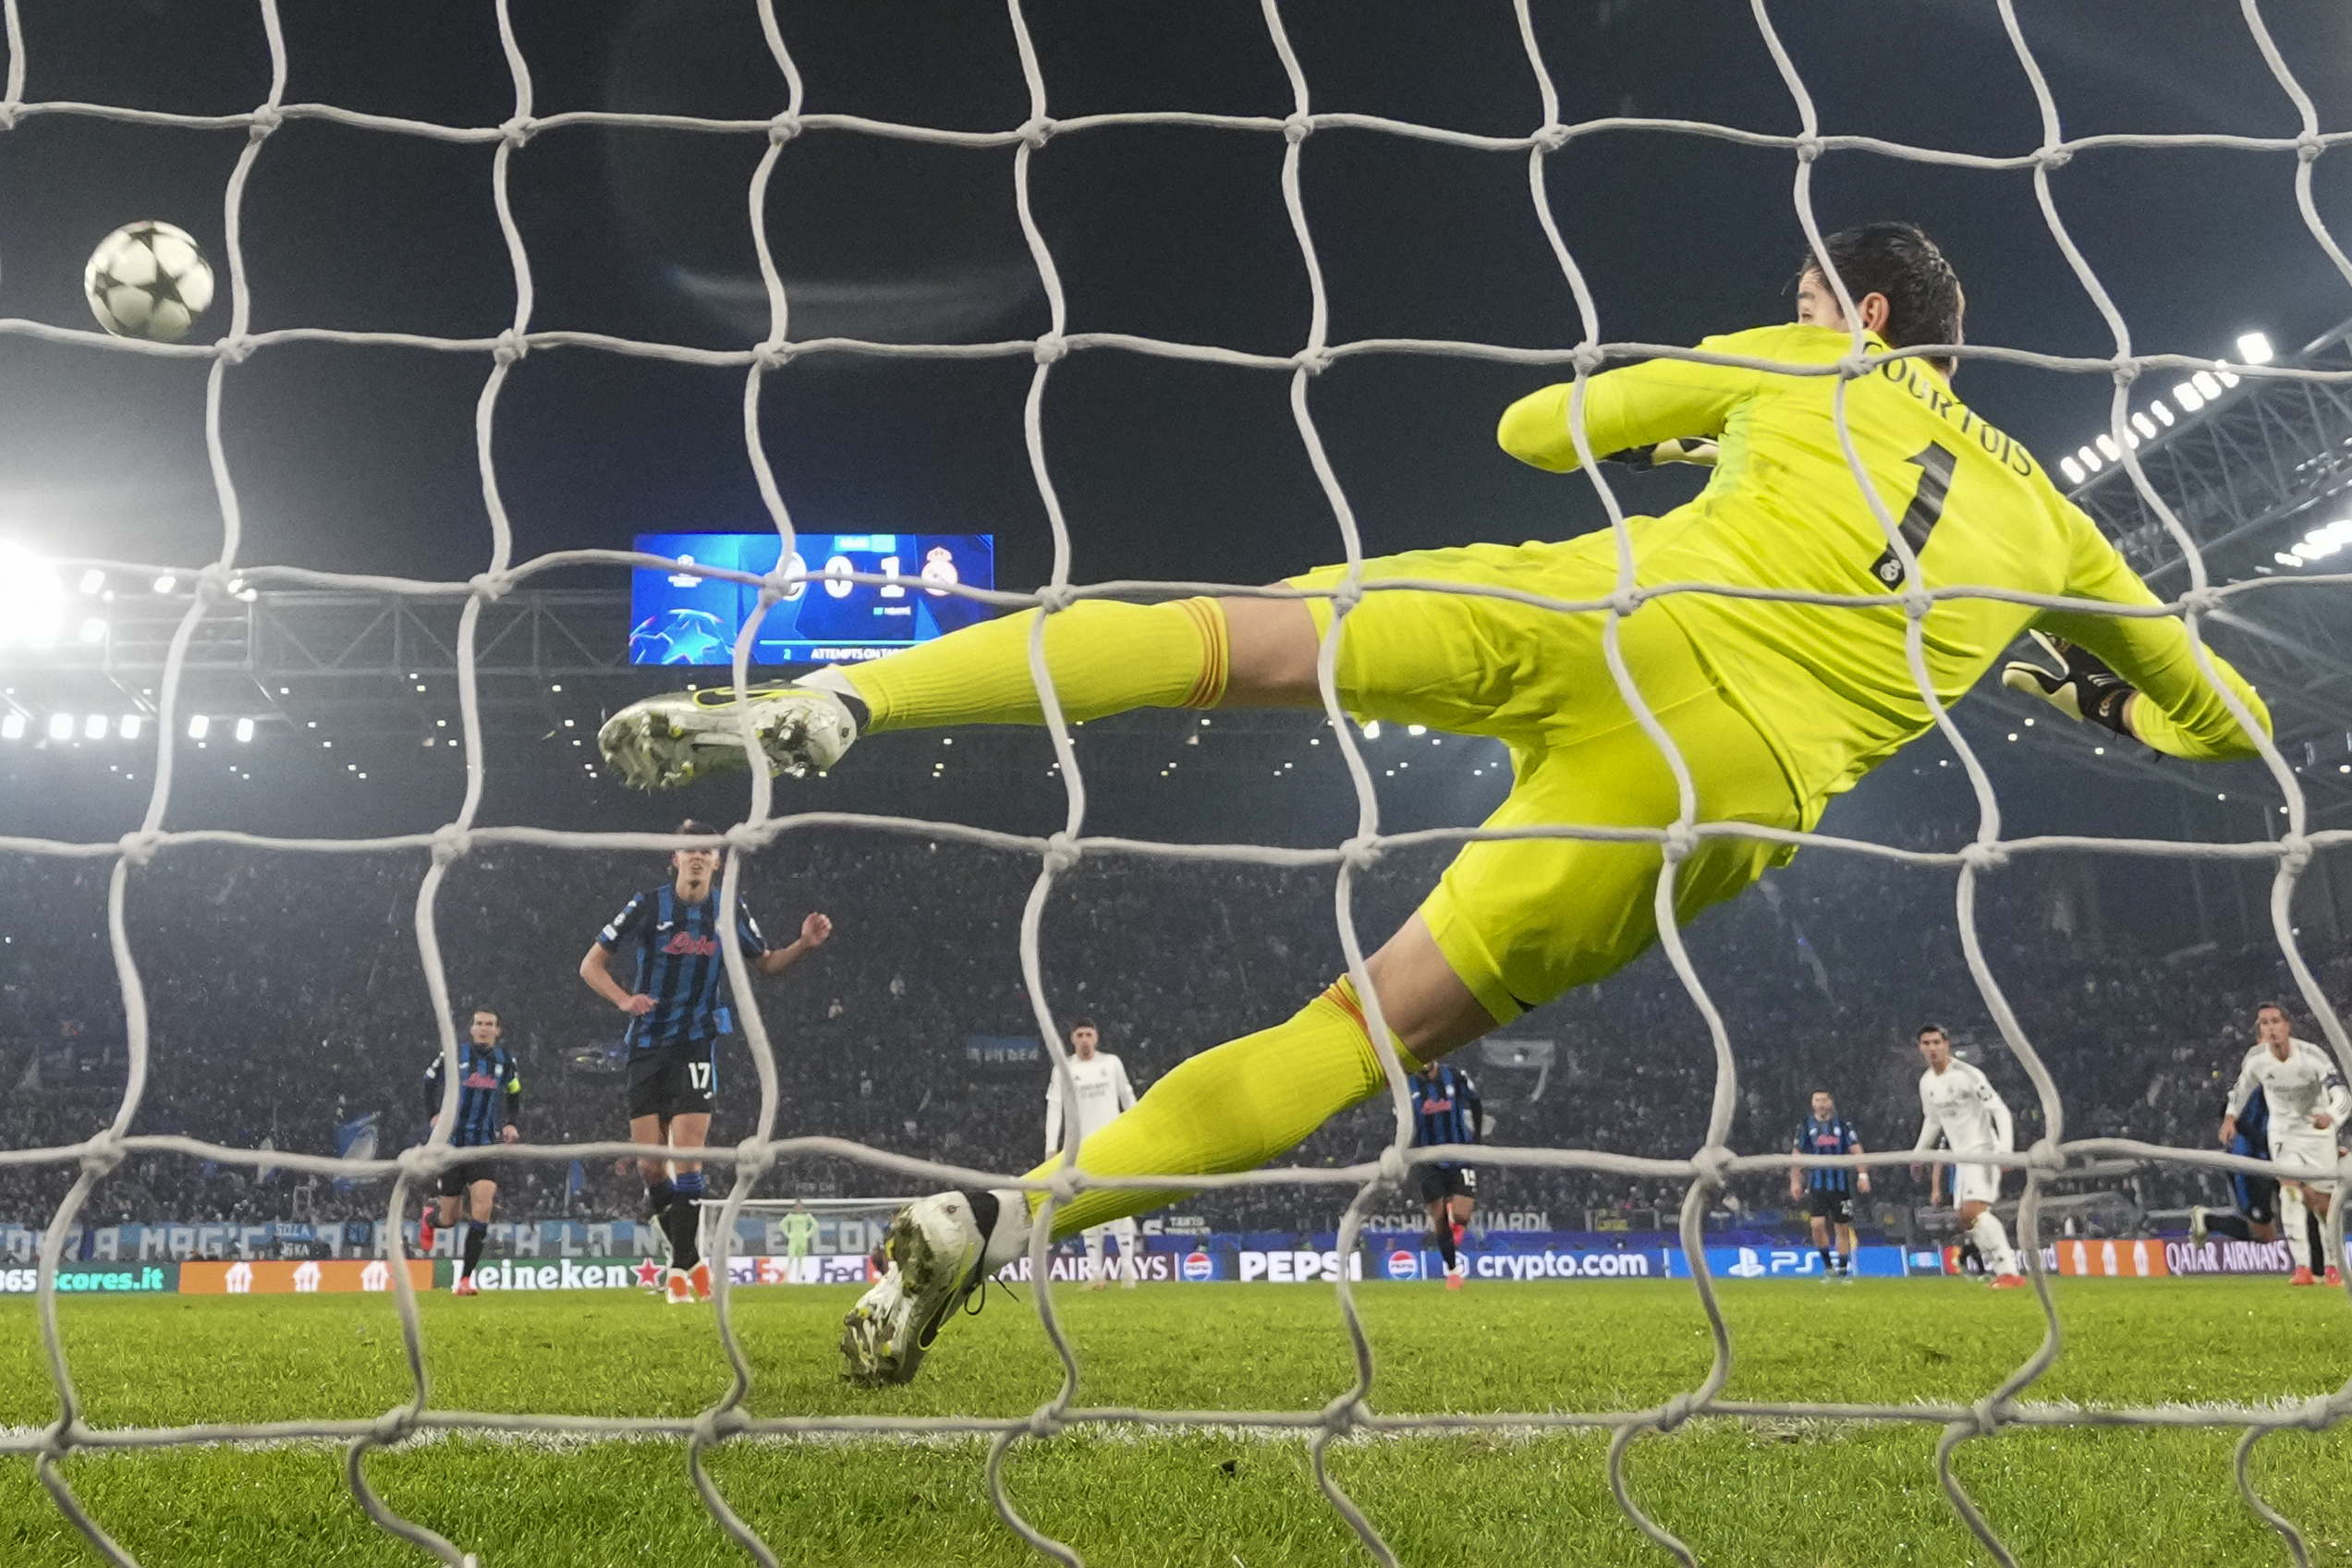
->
[840,1191,998,1386]
[599,680,859,790]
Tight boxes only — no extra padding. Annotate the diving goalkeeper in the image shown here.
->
[600,221,2268,1385]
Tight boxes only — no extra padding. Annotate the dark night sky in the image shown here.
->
[4,0,2352,600]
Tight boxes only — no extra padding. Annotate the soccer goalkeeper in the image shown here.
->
[601,221,2268,1385]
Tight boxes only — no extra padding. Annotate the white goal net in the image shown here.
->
[4,3,2350,1566]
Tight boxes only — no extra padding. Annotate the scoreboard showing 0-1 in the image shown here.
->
[628,532,995,666]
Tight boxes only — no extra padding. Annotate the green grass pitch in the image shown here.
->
[3,1277,2348,1566]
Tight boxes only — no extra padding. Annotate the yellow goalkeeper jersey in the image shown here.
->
[1496,322,2269,808]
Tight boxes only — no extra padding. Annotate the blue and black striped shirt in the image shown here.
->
[1410,1066,1481,1167]
[597,884,769,1053]
[425,1045,520,1149]
[1794,1114,1861,1194]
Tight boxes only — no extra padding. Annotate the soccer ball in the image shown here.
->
[84,221,215,343]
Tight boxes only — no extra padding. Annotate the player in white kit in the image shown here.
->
[2221,1003,2350,1287]
[1045,1021,1142,1289]
[1911,1025,2026,1289]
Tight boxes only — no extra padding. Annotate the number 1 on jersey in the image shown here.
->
[1869,441,1957,589]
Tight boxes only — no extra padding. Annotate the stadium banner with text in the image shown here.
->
[181,1259,433,1295]
[2164,1236,2294,1276]
[0,1263,177,1295]
[1660,1245,1920,1281]
[464,1257,670,1293]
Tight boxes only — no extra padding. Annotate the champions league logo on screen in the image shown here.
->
[629,532,994,666]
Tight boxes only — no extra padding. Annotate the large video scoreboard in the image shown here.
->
[628,532,994,666]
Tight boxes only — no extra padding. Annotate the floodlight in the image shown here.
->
[78,569,104,595]
[2236,331,2274,365]
[2172,382,2205,410]
[152,575,176,594]
[2216,368,2240,387]
[2150,401,2175,426]
[0,714,22,739]
[0,542,67,649]
[2078,445,2103,472]
[79,616,105,643]
[187,714,210,740]
[2095,434,2121,461]
[83,714,106,739]
[2191,371,2223,399]
[47,713,73,740]
[119,715,141,740]
[2058,456,2085,484]
[234,717,255,743]
[1361,720,1382,740]
[2131,412,2157,440]
[2278,553,2302,566]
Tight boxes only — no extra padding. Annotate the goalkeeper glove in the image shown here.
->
[2000,629,2138,737]
[1601,437,1717,470]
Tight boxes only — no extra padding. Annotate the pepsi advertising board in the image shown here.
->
[629,532,995,666]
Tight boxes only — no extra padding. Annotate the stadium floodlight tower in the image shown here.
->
[2065,315,2352,788]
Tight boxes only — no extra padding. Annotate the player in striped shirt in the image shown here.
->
[1410,1059,1482,1289]
[1788,1090,1869,1280]
[416,1007,521,1297]
[579,820,832,1304]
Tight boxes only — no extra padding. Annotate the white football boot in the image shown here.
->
[598,678,859,790]
[841,1191,1023,1387]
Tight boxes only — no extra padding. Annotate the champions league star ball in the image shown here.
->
[84,221,215,343]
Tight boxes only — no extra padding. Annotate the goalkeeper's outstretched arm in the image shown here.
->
[2005,502,2273,762]
[1496,350,1753,474]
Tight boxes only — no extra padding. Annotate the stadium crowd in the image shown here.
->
[1,812,2344,1235]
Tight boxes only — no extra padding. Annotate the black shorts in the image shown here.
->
[1416,1166,1476,1205]
[2236,1172,2279,1226]
[1805,1188,1854,1225]
[627,1041,717,1120]
[437,1159,498,1197]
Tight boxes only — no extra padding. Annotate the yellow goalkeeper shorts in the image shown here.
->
[1290,533,1808,1025]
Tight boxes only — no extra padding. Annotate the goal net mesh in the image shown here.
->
[6,2,2350,1565]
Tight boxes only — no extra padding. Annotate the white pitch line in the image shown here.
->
[3,1401,2331,1458]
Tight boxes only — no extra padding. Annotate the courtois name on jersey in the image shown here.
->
[596,885,768,1052]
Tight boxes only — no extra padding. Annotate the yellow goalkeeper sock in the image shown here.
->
[842,599,1229,733]
[1026,977,1409,1238]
